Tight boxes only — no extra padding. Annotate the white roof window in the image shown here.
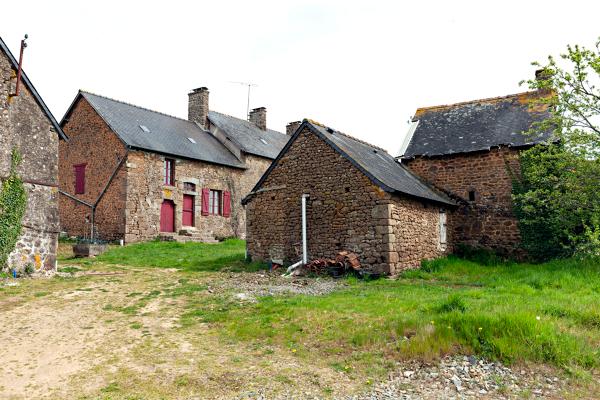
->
[187,137,197,144]
[259,138,268,145]
[139,125,150,133]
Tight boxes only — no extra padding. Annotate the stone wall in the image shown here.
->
[125,150,249,242]
[404,147,521,254]
[245,126,448,274]
[0,49,59,272]
[59,97,128,240]
[389,194,451,273]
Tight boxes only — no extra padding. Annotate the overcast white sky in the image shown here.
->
[2,0,599,153]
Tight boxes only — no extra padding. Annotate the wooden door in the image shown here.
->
[160,200,175,232]
[182,195,194,227]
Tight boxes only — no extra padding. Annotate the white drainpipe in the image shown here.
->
[302,193,309,264]
[285,193,309,275]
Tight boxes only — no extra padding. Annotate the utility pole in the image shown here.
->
[229,81,258,120]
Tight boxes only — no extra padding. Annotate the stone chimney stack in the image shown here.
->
[286,121,302,136]
[188,87,209,129]
[249,107,267,130]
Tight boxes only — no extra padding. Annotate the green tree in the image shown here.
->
[514,39,600,260]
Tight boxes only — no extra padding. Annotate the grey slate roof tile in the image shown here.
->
[403,92,552,158]
[208,110,289,159]
[79,92,245,169]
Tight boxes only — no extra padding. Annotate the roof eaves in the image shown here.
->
[0,36,67,141]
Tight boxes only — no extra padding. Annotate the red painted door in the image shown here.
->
[182,195,194,227]
[160,200,175,232]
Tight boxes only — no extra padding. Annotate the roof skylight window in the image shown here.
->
[187,137,197,144]
[139,125,150,133]
[259,138,268,145]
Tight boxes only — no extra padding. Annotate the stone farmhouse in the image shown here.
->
[1,36,67,272]
[59,87,289,243]
[244,83,550,274]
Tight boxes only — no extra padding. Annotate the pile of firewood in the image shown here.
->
[302,251,361,276]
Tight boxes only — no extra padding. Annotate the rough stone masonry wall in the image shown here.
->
[404,147,522,254]
[389,194,451,273]
[59,98,128,241]
[125,151,248,243]
[0,50,59,272]
[246,127,446,274]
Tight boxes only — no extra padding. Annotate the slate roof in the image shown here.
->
[402,92,552,158]
[208,111,288,159]
[68,91,245,168]
[245,120,454,206]
[0,36,67,140]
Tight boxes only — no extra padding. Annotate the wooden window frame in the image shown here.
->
[164,158,175,186]
[208,189,222,216]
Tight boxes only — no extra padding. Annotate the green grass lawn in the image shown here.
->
[87,240,600,378]
[93,238,266,272]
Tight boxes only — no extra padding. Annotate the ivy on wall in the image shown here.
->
[0,148,27,269]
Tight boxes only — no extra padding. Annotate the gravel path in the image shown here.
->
[346,355,566,400]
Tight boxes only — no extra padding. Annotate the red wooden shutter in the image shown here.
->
[74,164,86,194]
[222,191,231,217]
[201,188,210,216]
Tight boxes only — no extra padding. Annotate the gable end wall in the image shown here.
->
[1,49,59,271]
[59,97,128,240]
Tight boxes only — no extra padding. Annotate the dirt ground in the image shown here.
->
[0,254,359,400]
[0,247,595,399]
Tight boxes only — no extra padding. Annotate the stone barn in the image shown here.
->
[400,87,551,255]
[243,120,455,275]
[59,88,289,243]
[0,36,67,272]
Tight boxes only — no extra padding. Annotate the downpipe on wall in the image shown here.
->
[284,193,309,276]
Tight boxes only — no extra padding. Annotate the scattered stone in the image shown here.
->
[347,355,567,400]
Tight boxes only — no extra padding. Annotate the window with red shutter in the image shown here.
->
[74,164,86,194]
[222,191,231,217]
[164,158,175,186]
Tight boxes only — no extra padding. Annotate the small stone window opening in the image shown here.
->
[468,190,476,202]
[164,158,175,186]
[439,210,447,245]
[184,182,196,192]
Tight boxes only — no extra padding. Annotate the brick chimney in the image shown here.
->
[188,87,209,129]
[249,107,267,130]
[286,121,302,136]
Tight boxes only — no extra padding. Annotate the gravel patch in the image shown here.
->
[347,355,566,400]
[215,271,346,299]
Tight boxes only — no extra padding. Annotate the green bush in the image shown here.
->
[0,149,27,270]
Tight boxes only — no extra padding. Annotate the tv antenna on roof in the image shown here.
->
[229,81,258,120]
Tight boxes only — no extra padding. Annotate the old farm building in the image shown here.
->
[1,36,67,272]
[59,88,289,243]
[245,84,550,273]
[244,120,456,275]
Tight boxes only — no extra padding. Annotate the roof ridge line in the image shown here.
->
[305,119,388,153]
[80,90,192,123]
[414,90,542,117]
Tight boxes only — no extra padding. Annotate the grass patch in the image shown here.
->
[95,239,267,272]
[183,255,600,374]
